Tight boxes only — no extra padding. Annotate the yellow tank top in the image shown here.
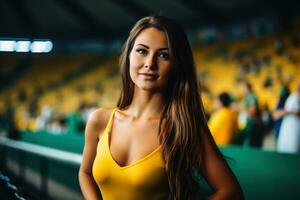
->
[92,108,169,200]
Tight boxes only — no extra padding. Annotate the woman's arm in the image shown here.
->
[200,131,244,200]
[273,109,286,120]
[78,108,108,200]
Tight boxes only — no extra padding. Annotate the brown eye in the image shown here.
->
[136,48,147,55]
[158,52,170,60]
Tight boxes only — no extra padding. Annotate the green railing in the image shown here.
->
[0,137,83,200]
[1,134,300,200]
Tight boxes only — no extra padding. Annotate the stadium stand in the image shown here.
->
[1,32,299,135]
[1,1,300,199]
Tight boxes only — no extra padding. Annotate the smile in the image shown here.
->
[138,73,158,80]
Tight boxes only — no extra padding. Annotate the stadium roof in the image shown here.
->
[0,0,299,41]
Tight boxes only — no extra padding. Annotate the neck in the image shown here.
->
[124,88,165,121]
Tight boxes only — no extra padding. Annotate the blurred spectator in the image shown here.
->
[274,39,284,55]
[17,89,27,103]
[250,57,261,74]
[78,103,87,132]
[28,99,38,118]
[263,76,273,88]
[277,84,300,153]
[36,105,53,131]
[34,86,44,98]
[236,82,264,147]
[272,85,290,141]
[242,82,260,118]
[3,101,19,139]
[261,54,271,66]
[209,92,239,145]
[47,114,67,134]
[69,102,98,134]
[261,104,273,131]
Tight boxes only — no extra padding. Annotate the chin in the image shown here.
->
[136,84,162,92]
[140,86,158,91]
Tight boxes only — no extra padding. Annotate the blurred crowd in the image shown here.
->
[204,36,300,154]
[0,32,300,154]
[208,81,300,154]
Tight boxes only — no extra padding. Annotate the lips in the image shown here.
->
[138,73,158,80]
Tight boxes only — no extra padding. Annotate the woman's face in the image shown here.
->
[129,27,172,92]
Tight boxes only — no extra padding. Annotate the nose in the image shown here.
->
[144,53,157,69]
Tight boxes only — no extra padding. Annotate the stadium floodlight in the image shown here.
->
[0,40,16,52]
[15,41,31,52]
[44,41,53,53]
[30,40,53,53]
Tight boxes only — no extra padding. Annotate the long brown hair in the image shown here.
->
[117,16,219,200]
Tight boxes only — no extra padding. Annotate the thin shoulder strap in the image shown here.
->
[103,108,117,134]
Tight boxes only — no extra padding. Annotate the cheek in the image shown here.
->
[129,52,141,71]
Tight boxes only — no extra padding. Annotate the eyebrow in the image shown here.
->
[136,44,169,51]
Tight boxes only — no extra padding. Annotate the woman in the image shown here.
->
[277,84,300,153]
[79,16,244,200]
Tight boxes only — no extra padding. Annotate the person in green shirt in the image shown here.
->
[238,82,264,147]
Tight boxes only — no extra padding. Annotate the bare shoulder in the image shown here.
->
[85,107,114,139]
